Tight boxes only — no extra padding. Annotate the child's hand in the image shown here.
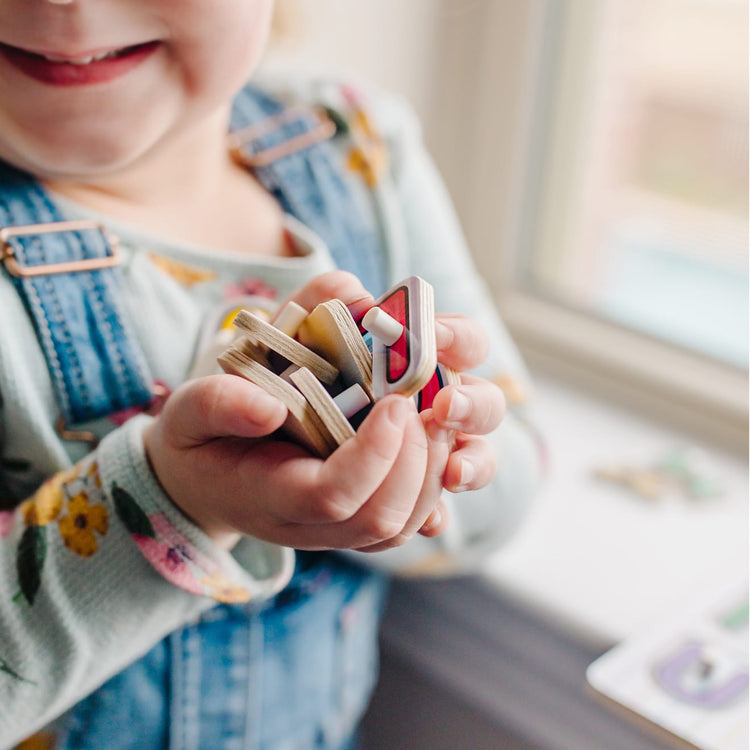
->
[429,314,506,495]
[142,271,498,554]
[277,270,455,544]
[143,268,446,552]
[357,313,506,551]
[143,376,445,552]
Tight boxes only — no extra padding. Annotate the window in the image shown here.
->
[500,0,748,448]
[263,0,748,448]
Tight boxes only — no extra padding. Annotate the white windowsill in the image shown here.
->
[483,371,748,648]
[500,291,749,454]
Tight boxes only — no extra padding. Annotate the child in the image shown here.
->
[0,1,543,748]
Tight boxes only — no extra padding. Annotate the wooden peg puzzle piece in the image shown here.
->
[362,307,403,346]
[273,301,309,338]
[217,274,458,457]
[289,367,356,449]
[333,384,371,419]
[218,343,335,457]
[297,298,374,399]
[233,308,339,385]
[369,276,438,399]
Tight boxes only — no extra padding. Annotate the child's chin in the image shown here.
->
[4,136,152,182]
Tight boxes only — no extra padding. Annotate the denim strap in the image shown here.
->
[0,85,386,425]
[0,164,154,425]
[231,86,388,297]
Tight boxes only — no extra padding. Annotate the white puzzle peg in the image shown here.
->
[362,306,404,346]
[274,301,309,337]
[333,383,371,419]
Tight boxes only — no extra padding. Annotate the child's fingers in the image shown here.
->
[418,496,450,537]
[350,412,451,552]
[273,395,417,526]
[279,270,374,322]
[442,433,498,492]
[331,407,429,549]
[435,314,490,371]
[431,375,505,435]
[159,374,288,448]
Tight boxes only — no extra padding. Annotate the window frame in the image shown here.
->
[465,0,748,452]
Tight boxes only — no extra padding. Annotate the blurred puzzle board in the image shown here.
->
[587,581,749,750]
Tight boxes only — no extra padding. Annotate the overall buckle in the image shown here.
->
[0,219,120,278]
[229,106,336,168]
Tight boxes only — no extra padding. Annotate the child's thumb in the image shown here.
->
[161,374,287,446]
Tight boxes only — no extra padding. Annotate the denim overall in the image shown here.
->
[0,84,390,749]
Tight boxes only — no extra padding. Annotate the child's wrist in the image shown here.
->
[142,421,241,551]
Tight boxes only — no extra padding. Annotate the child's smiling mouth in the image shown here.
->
[0,40,160,87]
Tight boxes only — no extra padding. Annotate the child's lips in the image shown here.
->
[0,40,160,86]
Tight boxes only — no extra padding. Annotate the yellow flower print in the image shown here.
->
[86,461,102,488]
[492,374,531,406]
[200,571,252,604]
[351,109,377,140]
[18,471,75,526]
[347,147,387,188]
[148,253,217,286]
[58,492,109,557]
[346,107,388,188]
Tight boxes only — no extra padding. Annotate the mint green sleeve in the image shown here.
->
[0,415,293,748]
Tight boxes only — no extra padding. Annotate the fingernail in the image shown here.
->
[386,396,411,426]
[248,392,285,424]
[460,459,475,487]
[447,391,471,422]
[425,419,451,444]
[422,508,442,531]
[435,321,454,351]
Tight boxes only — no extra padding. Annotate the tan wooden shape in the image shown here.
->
[297,298,374,400]
[233,309,339,385]
[217,345,335,457]
[289,367,356,448]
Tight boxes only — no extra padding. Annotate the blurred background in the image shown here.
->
[263,3,748,749]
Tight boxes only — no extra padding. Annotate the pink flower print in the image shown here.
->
[340,83,365,108]
[109,381,171,426]
[149,514,218,574]
[0,511,14,539]
[224,276,277,301]
[132,534,204,595]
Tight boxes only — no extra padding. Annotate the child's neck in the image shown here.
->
[44,110,291,258]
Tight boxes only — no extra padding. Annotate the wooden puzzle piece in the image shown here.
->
[297,298,374,399]
[189,297,276,380]
[218,342,336,457]
[217,275,459,456]
[365,276,438,399]
[288,367,356,449]
[233,308,339,385]
[414,362,462,412]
